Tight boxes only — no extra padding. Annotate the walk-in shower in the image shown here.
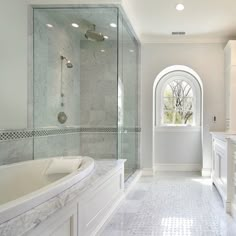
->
[33,7,140,180]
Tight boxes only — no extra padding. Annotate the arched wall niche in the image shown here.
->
[152,65,203,172]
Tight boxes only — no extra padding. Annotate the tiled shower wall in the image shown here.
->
[33,10,81,128]
[79,40,118,159]
[33,9,81,159]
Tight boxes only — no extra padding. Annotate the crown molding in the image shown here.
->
[28,0,122,5]
[140,35,236,44]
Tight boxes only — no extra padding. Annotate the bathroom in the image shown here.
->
[0,2,140,235]
[1,0,236,235]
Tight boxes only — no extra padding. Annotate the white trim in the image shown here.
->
[155,126,201,133]
[141,36,233,44]
[231,203,236,222]
[28,0,122,5]
[142,168,155,176]
[201,168,212,177]
[155,164,201,172]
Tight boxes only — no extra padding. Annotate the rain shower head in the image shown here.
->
[85,30,104,42]
[84,23,104,42]
[60,55,73,68]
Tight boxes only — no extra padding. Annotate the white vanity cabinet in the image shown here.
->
[224,41,236,131]
[211,133,236,213]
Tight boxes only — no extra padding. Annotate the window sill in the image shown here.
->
[155,126,201,132]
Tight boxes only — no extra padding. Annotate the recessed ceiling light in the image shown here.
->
[110,23,117,28]
[72,23,79,28]
[46,24,53,28]
[176,3,185,11]
[129,49,134,53]
[104,35,109,39]
[100,49,105,53]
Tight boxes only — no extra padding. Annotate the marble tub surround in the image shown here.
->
[100,172,236,236]
[0,159,125,236]
[0,156,94,224]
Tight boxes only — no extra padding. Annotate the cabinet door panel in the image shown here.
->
[27,203,77,236]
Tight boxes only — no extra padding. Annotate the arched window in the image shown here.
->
[162,79,194,125]
[155,69,201,127]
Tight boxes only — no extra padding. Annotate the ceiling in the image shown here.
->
[125,0,236,42]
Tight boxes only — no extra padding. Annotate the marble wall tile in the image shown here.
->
[34,10,80,128]
[0,139,33,165]
[80,40,118,128]
[34,133,80,159]
[80,133,117,159]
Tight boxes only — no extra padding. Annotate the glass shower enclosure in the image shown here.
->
[33,7,140,180]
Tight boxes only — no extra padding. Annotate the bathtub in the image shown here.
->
[0,156,94,225]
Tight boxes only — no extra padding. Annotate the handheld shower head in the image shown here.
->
[66,61,73,68]
[60,55,73,68]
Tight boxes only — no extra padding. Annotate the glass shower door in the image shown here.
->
[118,15,139,180]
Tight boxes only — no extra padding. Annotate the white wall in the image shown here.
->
[141,43,225,173]
[0,0,28,129]
[155,128,201,168]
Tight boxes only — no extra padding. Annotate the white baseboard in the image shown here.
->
[142,168,155,176]
[201,168,212,177]
[155,163,201,172]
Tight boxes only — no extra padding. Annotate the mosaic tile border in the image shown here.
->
[0,127,141,142]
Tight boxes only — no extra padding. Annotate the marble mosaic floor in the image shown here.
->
[99,172,236,236]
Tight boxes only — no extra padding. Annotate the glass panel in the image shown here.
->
[163,110,193,125]
[163,111,174,124]
[162,79,193,125]
[183,97,193,111]
[33,7,140,181]
[163,84,173,97]
[33,8,118,160]
[118,15,139,180]
[175,111,185,124]
[163,98,176,110]
[184,111,193,125]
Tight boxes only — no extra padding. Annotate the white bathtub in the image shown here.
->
[0,156,94,224]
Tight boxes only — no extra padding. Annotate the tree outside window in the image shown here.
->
[162,80,194,125]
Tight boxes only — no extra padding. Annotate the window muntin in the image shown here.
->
[162,79,194,125]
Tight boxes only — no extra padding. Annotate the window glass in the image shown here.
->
[162,80,193,125]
